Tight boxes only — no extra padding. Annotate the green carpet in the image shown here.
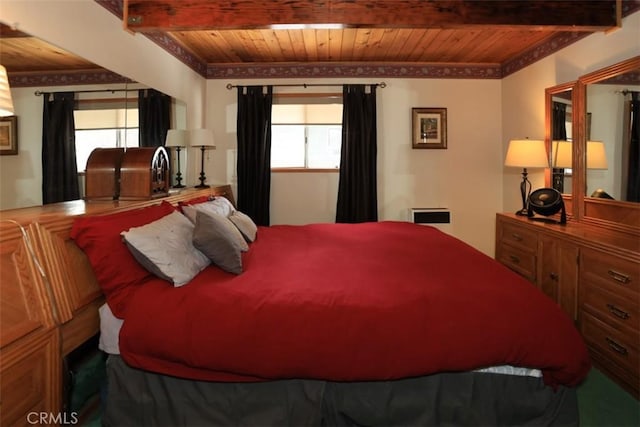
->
[577,368,640,427]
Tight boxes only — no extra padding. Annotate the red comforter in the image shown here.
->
[119,221,590,388]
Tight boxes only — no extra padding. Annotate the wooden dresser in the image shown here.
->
[496,213,640,398]
[0,185,233,426]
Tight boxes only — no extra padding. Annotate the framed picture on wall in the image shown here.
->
[0,116,18,155]
[412,108,447,149]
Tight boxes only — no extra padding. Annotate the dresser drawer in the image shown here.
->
[581,282,639,333]
[581,248,639,295]
[497,243,537,282]
[581,313,639,377]
[498,222,538,254]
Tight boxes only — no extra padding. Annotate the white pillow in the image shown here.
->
[182,198,236,223]
[121,211,210,287]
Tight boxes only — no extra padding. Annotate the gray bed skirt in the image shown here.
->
[103,356,578,426]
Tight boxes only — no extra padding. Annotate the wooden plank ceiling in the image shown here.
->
[1,0,634,84]
[0,24,100,73]
[125,0,618,66]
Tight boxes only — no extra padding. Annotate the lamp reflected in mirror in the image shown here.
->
[552,140,608,168]
[0,65,14,117]
[552,140,609,198]
[165,129,188,188]
[190,129,215,188]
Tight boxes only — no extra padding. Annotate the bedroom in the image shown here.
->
[0,1,639,426]
[0,1,636,256]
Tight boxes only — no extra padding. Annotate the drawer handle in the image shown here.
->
[549,272,559,281]
[606,304,630,320]
[511,233,523,242]
[605,337,628,356]
[509,255,520,264]
[607,269,631,284]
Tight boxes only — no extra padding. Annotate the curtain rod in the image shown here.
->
[225,82,386,90]
[34,88,140,96]
[619,89,639,96]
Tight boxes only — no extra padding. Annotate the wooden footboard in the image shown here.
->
[0,185,233,425]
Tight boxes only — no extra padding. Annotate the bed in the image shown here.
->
[70,195,590,426]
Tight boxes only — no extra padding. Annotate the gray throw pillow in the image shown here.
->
[121,211,210,286]
[192,210,246,274]
[228,210,258,243]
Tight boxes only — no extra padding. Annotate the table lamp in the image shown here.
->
[504,139,549,215]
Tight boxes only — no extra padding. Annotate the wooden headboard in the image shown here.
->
[0,185,233,425]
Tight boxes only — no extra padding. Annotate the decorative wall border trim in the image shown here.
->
[501,32,591,77]
[9,70,131,88]
[144,32,207,76]
[206,62,503,79]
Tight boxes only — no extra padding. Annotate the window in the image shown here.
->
[74,102,139,173]
[271,97,342,170]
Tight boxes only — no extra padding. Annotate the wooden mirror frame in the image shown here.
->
[574,55,640,235]
[545,81,577,218]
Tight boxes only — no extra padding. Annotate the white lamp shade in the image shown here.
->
[586,141,607,169]
[551,140,608,169]
[551,140,573,168]
[189,128,215,148]
[0,65,15,117]
[165,129,188,147]
[504,139,548,168]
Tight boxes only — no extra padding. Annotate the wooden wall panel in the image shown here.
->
[32,217,102,324]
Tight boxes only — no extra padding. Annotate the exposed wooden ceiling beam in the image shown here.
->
[124,0,619,32]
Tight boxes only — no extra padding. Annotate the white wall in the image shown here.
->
[205,78,503,255]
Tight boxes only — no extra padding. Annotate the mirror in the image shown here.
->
[546,82,575,197]
[577,56,640,230]
[0,28,188,210]
[585,67,639,202]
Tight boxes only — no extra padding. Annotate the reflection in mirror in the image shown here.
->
[0,25,189,209]
[586,67,640,202]
[550,88,573,194]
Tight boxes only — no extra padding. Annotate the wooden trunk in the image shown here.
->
[119,147,170,200]
[84,148,125,201]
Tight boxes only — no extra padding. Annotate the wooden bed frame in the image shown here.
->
[0,185,232,426]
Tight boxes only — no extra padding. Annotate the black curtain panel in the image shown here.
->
[336,84,378,223]
[236,86,273,226]
[552,102,567,193]
[42,92,80,204]
[626,93,640,202]
[138,89,171,147]
[552,102,567,141]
